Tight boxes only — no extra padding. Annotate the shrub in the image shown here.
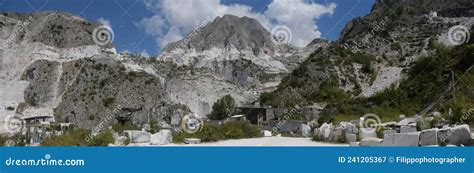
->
[102,97,115,107]
[149,119,159,134]
[208,95,236,120]
[0,135,8,146]
[173,121,260,143]
[47,124,61,131]
[391,42,401,50]
[335,132,346,143]
[42,129,90,146]
[312,134,322,142]
[376,127,386,139]
[42,129,114,146]
[124,137,130,145]
[88,114,95,120]
[87,129,114,146]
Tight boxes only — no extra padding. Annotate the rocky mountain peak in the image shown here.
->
[1,11,112,49]
[163,14,276,54]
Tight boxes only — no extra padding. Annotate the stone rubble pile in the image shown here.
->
[314,123,336,142]
[313,117,473,147]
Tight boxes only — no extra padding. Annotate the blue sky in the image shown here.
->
[0,0,375,56]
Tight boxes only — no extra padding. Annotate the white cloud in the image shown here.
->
[139,0,336,49]
[266,0,336,46]
[97,18,112,28]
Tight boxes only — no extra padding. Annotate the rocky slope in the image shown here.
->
[0,11,188,130]
[262,0,474,107]
[159,14,328,116]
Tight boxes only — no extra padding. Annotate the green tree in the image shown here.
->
[209,95,236,120]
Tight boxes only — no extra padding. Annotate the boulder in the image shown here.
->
[396,132,420,146]
[349,120,359,126]
[184,138,201,144]
[335,122,355,142]
[400,126,417,133]
[150,130,173,145]
[142,123,151,131]
[345,133,357,143]
[437,127,451,145]
[437,125,472,146]
[335,126,345,140]
[345,122,357,134]
[262,130,272,137]
[449,124,472,146]
[419,128,438,146]
[317,123,335,142]
[301,124,311,137]
[359,128,376,139]
[126,130,151,143]
[398,116,422,126]
[360,137,383,146]
[382,132,420,146]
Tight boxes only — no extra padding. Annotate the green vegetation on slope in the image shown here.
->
[261,42,474,125]
[42,129,114,146]
[342,44,473,124]
[260,46,373,108]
